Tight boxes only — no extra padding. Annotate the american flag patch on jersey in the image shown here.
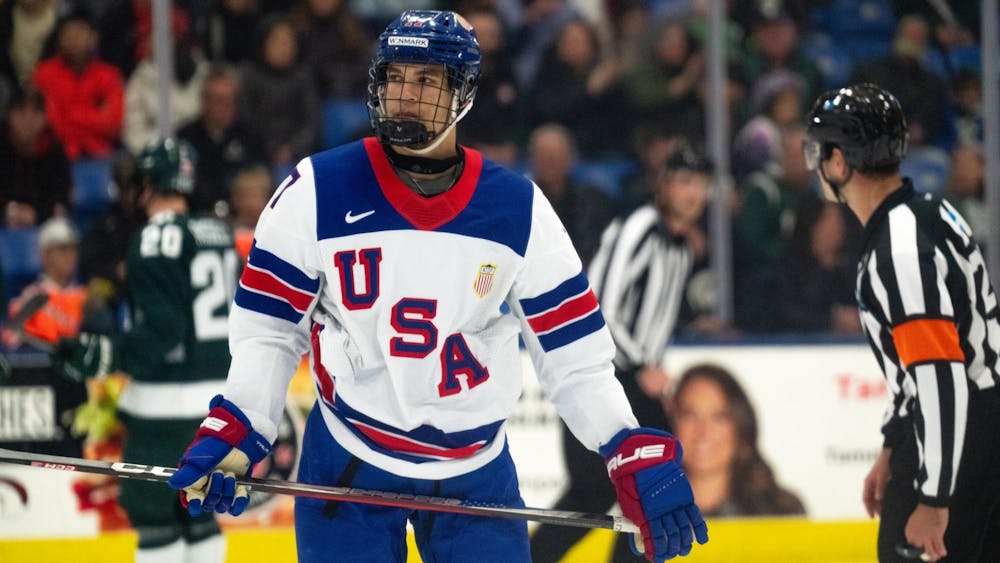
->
[473,263,497,298]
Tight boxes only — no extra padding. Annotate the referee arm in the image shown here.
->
[878,241,968,507]
[588,219,647,368]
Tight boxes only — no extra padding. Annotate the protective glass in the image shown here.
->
[802,137,823,170]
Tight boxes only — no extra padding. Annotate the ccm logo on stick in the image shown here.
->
[32,462,76,471]
[606,445,667,473]
[112,463,175,477]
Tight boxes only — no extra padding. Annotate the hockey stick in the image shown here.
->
[0,448,640,534]
[7,292,54,353]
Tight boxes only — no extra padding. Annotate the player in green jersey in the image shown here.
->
[53,139,239,563]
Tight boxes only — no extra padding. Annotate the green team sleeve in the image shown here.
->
[118,222,194,381]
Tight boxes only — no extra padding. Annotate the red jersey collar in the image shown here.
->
[363,137,482,231]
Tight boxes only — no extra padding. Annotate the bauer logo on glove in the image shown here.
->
[606,443,672,472]
[168,395,271,517]
[601,427,709,562]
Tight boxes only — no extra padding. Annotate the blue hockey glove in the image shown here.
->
[601,427,709,561]
[168,395,271,517]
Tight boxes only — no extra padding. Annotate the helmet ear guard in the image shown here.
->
[367,10,481,149]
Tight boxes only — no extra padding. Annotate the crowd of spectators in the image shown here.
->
[0,0,988,339]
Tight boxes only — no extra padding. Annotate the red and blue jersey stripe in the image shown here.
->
[236,242,319,323]
[321,395,503,463]
[520,272,605,352]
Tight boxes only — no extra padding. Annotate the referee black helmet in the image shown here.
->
[664,140,714,176]
[803,83,908,174]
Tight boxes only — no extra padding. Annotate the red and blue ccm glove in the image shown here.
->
[600,427,709,561]
[168,395,271,517]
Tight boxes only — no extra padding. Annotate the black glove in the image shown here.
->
[51,333,117,382]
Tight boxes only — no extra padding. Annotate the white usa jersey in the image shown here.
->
[224,138,637,479]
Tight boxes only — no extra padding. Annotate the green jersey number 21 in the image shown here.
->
[191,249,239,340]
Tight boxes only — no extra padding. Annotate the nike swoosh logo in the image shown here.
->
[345,209,375,224]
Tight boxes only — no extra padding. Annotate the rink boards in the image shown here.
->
[0,342,887,560]
[0,519,880,562]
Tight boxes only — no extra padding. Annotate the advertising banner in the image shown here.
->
[0,343,885,541]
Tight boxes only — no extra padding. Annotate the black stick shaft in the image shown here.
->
[0,448,638,533]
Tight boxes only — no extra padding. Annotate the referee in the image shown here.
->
[529,141,713,562]
[805,83,1000,562]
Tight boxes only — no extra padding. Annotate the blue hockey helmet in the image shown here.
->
[367,10,481,148]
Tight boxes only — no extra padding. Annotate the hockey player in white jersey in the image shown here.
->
[168,10,708,562]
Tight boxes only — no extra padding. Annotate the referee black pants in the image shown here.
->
[878,388,1000,562]
[529,368,669,563]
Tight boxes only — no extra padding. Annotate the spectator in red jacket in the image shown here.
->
[32,7,123,161]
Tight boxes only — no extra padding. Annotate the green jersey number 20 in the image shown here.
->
[138,221,239,342]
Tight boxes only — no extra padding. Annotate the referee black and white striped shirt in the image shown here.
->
[856,179,1000,505]
[588,204,692,373]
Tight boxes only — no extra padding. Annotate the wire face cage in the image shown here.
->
[369,62,468,148]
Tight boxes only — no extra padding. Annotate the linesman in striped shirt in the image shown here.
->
[805,83,1000,562]
[531,141,713,562]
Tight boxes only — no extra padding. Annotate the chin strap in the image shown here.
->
[383,143,465,175]
[820,164,853,203]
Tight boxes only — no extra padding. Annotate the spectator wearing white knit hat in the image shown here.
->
[4,217,86,347]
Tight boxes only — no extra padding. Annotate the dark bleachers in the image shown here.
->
[811,0,896,37]
[901,146,950,195]
[810,0,895,70]
[0,228,41,305]
[70,157,114,233]
[802,32,853,88]
[322,98,371,150]
[571,158,637,200]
